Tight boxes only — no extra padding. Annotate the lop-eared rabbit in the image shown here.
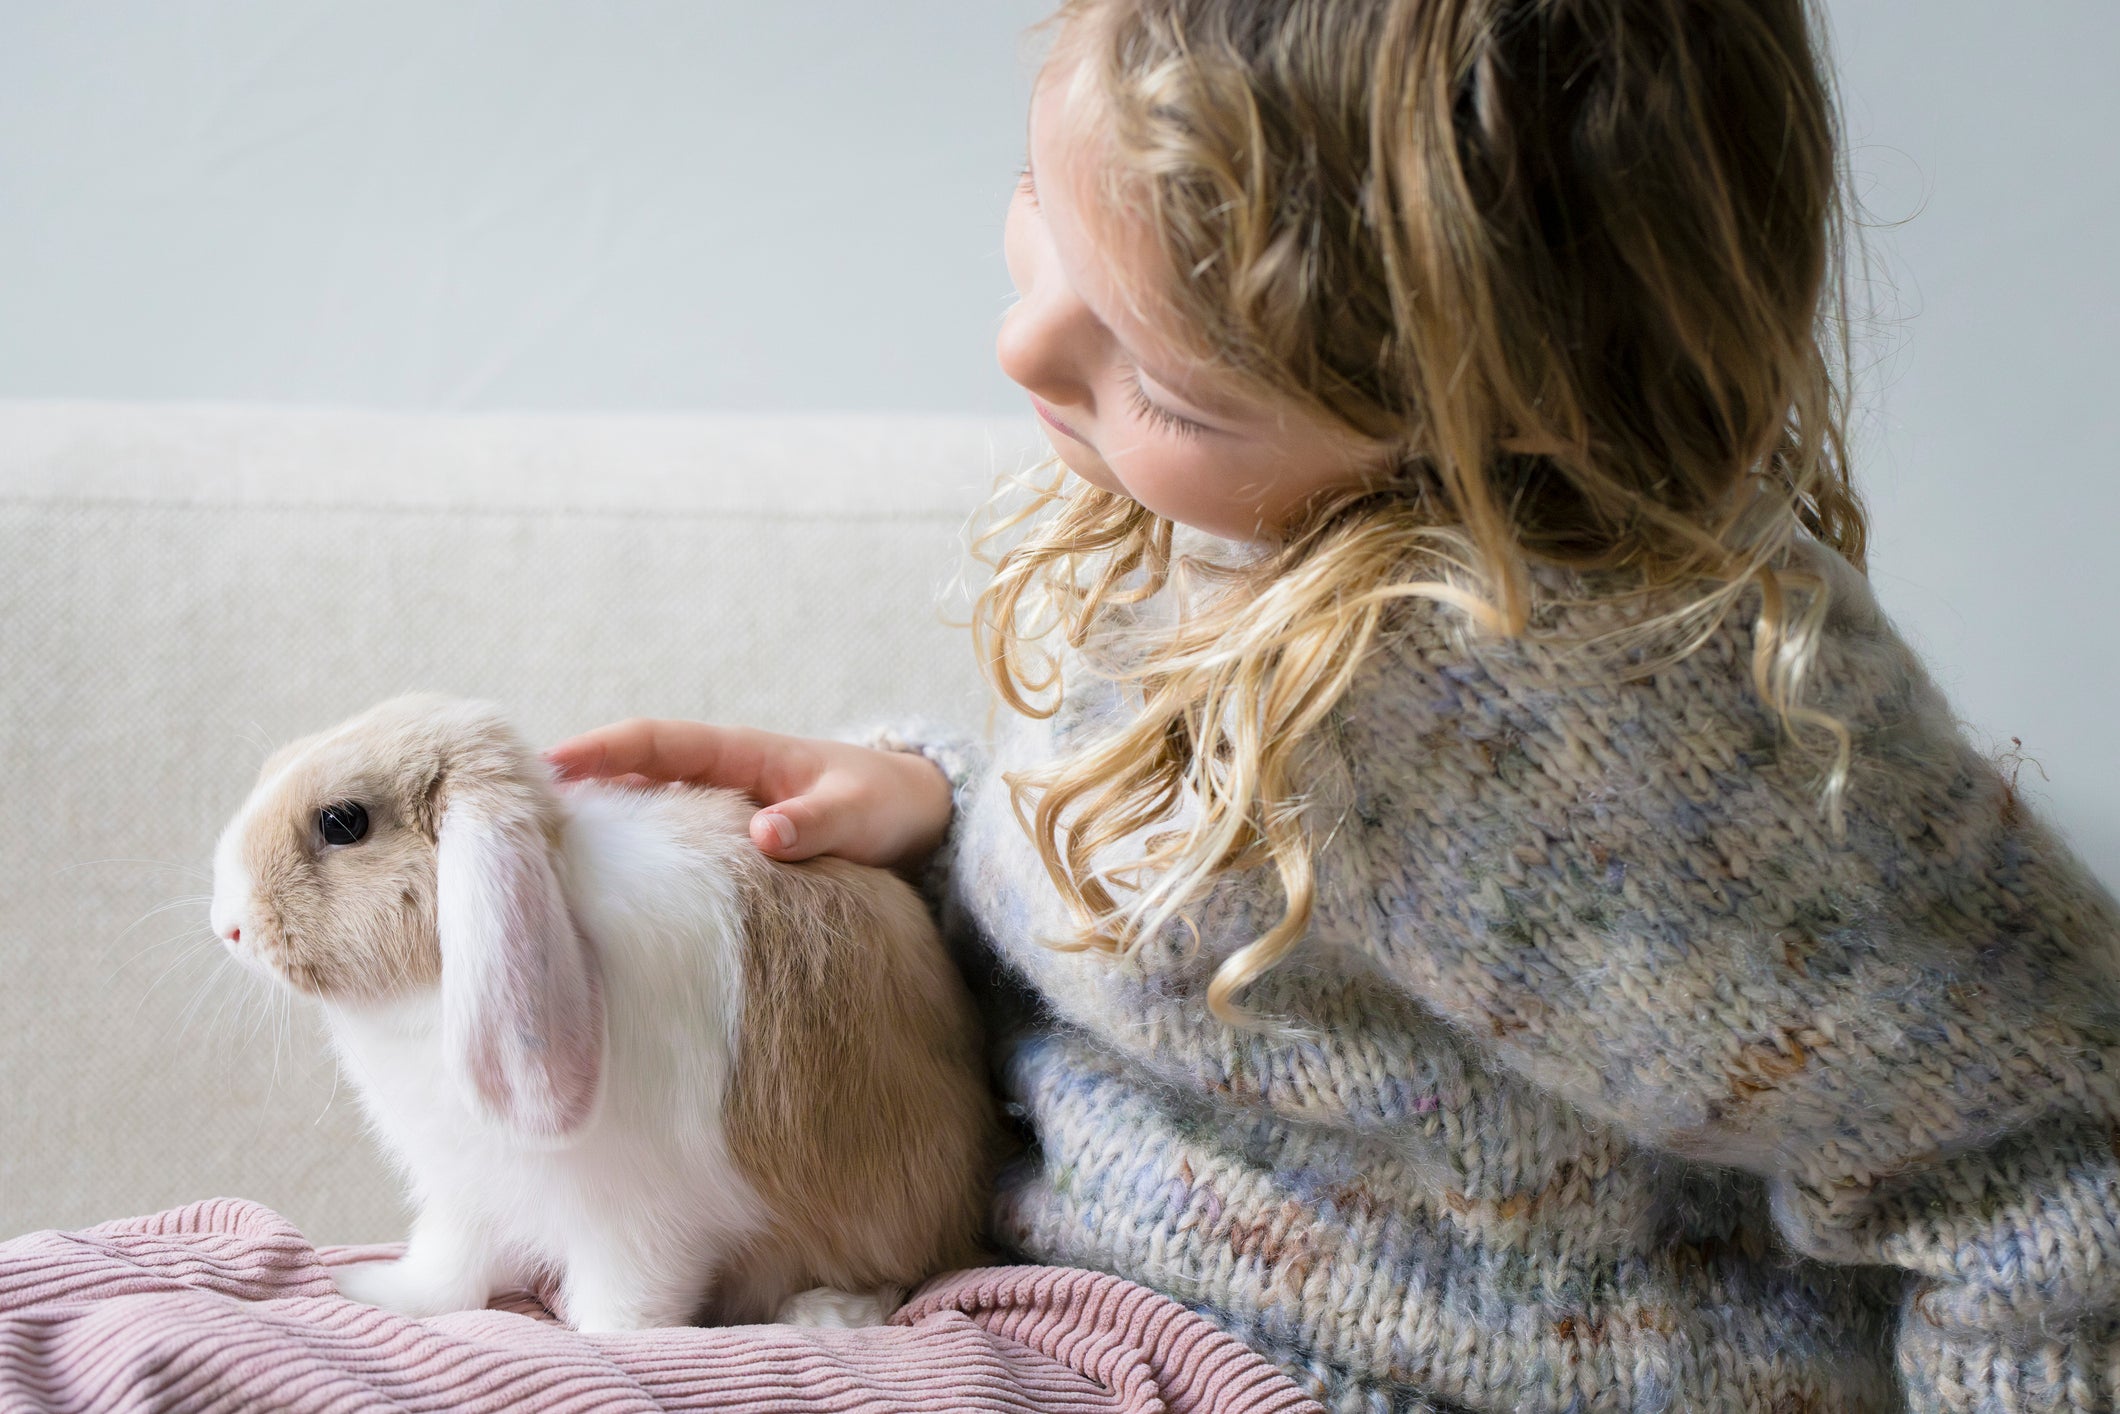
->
[209,694,995,1330]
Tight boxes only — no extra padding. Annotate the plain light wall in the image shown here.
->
[0,0,1052,411]
[1825,0,2119,880]
[1,0,2114,883]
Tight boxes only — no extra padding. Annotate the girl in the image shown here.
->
[551,1,2120,1409]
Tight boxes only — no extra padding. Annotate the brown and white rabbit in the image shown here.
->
[208,692,996,1331]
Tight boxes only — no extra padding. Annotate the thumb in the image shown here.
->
[750,791,854,863]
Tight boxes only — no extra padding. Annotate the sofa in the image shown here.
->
[8,396,2115,1261]
[0,399,1044,1244]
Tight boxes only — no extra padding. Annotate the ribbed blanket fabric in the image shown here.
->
[0,1197,1318,1412]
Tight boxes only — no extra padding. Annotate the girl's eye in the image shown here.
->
[1123,367,1209,440]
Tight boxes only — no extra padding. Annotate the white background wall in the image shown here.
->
[1825,0,2118,881]
[1,0,2114,882]
[0,1,1052,411]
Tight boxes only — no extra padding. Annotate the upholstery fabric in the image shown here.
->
[0,399,1041,1243]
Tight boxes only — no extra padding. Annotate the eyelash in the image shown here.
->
[1018,159,1204,442]
[1123,366,1208,440]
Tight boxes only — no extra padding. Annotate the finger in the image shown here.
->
[542,731,618,781]
[546,722,702,781]
[545,719,814,799]
[540,729,669,793]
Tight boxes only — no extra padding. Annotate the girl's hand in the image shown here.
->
[541,719,952,875]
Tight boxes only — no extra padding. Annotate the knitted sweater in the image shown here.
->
[881,532,2120,1414]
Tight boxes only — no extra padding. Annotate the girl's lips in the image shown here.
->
[1032,398,1086,443]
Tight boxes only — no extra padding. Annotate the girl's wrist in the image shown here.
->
[882,746,954,877]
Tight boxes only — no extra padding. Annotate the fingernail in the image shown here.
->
[761,813,796,850]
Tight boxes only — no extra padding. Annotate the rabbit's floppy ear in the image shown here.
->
[434,772,603,1139]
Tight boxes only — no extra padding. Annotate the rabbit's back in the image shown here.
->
[717,819,997,1320]
[537,778,994,1321]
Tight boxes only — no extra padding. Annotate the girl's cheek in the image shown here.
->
[1102,440,1200,515]
[1145,448,1295,542]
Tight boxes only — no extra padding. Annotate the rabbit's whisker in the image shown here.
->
[241,976,275,1051]
[105,897,215,955]
[201,963,251,1051]
[114,924,219,965]
[234,717,273,759]
[131,935,220,1015]
[315,1054,342,1127]
[173,955,238,1041]
[108,923,220,988]
[267,990,293,1103]
[58,858,213,881]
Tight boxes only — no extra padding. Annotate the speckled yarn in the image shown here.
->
[878,532,2120,1413]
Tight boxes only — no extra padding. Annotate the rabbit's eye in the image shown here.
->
[318,802,369,847]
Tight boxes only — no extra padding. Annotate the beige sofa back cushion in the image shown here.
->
[0,400,1040,1242]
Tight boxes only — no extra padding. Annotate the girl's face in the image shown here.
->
[998,53,1393,544]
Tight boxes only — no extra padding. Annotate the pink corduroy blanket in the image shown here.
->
[0,1198,1320,1413]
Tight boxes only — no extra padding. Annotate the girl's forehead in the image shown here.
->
[1028,57,1114,234]
[1028,59,1245,418]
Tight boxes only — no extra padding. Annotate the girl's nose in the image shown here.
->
[996,287,1098,414]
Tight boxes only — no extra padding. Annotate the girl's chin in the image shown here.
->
[1051,449,1125,497]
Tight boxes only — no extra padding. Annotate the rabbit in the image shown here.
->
[207,692,998,1332]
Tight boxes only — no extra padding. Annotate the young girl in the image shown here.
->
[551,1,2120,1409]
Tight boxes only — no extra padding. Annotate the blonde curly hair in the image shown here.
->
[973,0,1869,1024]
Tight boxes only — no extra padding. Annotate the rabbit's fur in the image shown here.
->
[209,693,995,1330]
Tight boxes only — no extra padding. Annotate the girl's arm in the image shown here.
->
[1335,612,2120,1411]
[543,718,954,876]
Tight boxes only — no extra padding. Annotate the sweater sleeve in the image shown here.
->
[1334,584,2120,1412]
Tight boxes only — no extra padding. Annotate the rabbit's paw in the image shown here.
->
[559,1255,705,1332]
[774,1286,899,1328]
[331,1257,489,1318]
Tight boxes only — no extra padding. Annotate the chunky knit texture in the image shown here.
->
[888,533,2120,1413]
